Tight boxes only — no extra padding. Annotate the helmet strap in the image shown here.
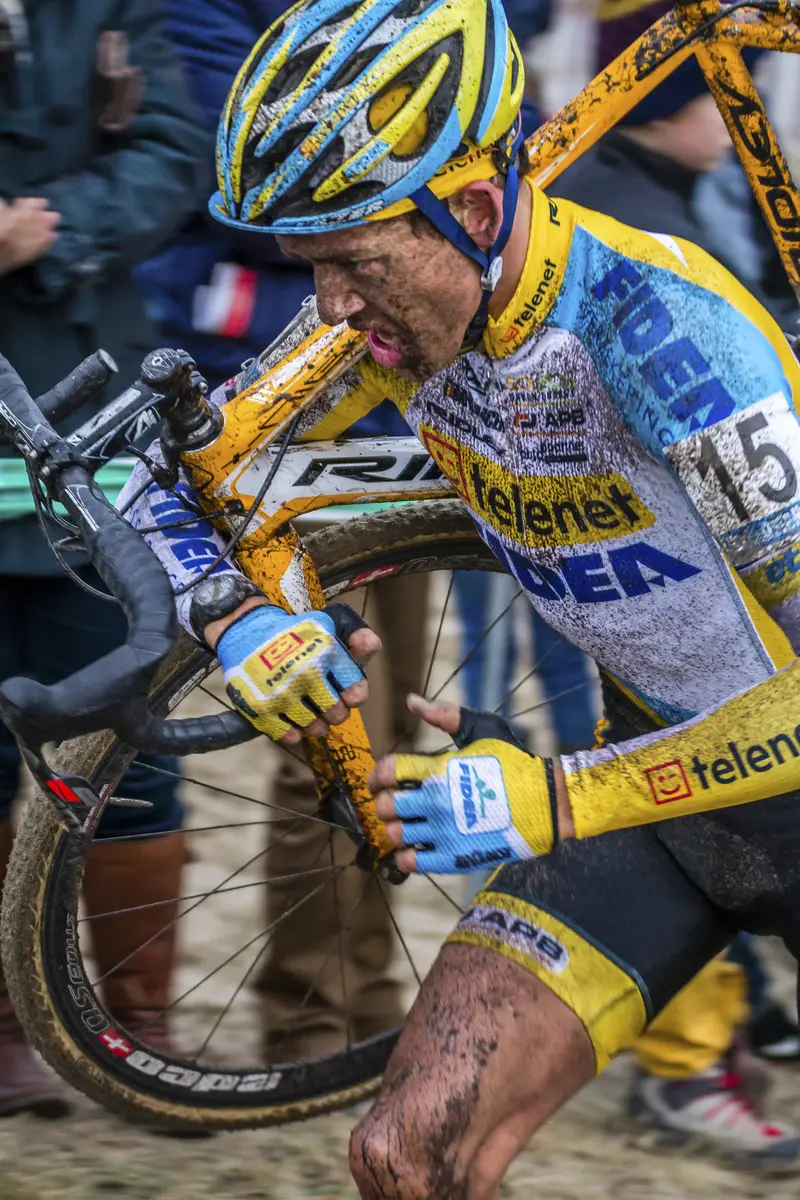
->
[409,131,522,350]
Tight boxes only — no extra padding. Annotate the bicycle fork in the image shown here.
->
[236,530,406,882]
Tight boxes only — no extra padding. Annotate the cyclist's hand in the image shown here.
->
[370,696,567,874]
[216,602,380,745]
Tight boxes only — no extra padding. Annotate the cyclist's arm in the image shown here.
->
[118,305,417,638]
[562,662,800,839]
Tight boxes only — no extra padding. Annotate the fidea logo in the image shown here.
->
[459,762,495,826]
[448,756,511,836]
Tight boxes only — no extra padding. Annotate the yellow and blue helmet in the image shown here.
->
[210,0,525,239]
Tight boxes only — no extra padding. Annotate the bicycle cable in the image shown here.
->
[172,408,303,596]
[640,0,781,78]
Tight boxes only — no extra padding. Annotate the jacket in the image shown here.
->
[135,0,314,390]
[549,130,715,252]
[0,0,207,573]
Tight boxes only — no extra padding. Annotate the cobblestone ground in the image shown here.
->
[2,581,800,1198]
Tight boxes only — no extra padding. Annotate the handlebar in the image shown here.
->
[0,352,256,816]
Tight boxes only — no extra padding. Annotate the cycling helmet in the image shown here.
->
[210,0,525,295]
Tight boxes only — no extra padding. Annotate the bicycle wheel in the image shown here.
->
[1,499,594,1131]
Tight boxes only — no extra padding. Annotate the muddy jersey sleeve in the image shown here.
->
[116,436,240,636]
[118,308,416,636]
[562,661,800,838]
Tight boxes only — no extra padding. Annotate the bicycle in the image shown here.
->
[0,0,797,1134]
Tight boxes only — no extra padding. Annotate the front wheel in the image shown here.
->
[1,500,575,1131]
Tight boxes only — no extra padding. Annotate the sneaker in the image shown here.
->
[749,1005,800,1062]
[628,1061,800,1171]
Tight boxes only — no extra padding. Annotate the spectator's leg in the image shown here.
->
[453,571,517,713]
[256,578,433,1058]
[452,571,492,711]
[0,577,70,1115]
[529,608,596,754]
[26,570,186,1051]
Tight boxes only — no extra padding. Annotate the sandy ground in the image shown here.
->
[1,578,800,1199]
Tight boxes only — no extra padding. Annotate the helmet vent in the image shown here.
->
[268,46,322,104]
[249,122,315,182]
[333,45,382,90]
[392,0,430,17]
[308,135,345,188]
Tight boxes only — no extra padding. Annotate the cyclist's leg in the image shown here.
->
[351,824,733,1199]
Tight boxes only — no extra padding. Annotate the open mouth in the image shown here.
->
[366,329,405,369]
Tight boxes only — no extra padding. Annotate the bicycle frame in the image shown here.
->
[176,0,800,866]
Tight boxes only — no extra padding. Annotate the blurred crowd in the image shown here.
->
[0,0,799,1169]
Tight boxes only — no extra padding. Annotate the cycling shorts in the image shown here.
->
[446,680,800,1072]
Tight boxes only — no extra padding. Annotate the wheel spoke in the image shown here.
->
[134,759,344,830]
[509,678,594,720]
[79,865,339,921]
[267,871,376,1061]
[419,872,464,915]
[89,826,298,984]
[131,864,351,1043]
[421,571,454,697]
[375,878,422,989]
[329,837,352,1049]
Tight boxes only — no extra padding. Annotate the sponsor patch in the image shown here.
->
[645,759,693,804]
[419,428,655,549]
[448,756,511,835]
[457,903,569,974]
[260,630,304,670]
[741,541,800,609]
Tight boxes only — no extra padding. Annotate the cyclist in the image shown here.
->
[121,0,800,1189]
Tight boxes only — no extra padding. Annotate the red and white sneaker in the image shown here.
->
[629,1060,800,1171]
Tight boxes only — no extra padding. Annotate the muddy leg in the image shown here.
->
[350,944,594,1199]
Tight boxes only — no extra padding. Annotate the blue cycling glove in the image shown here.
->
[217,603,365,741]
[391,709,558,874]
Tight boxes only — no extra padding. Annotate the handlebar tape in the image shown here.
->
[0,353,58,448]
[0,466,178,744]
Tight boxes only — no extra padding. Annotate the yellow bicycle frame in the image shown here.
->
[178,0,800,867]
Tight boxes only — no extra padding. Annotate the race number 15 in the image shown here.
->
[667,393,800,531]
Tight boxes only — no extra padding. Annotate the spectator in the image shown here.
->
[136,0,314,390]
[549,0,800,1162]
[0,0,206,1116]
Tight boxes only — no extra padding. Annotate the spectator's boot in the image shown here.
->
[82,832,187,1055]
[0,820,71,1117]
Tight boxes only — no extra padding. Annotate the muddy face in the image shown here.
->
[279,216,483,382]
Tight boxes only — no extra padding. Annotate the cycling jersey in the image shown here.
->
[124,179,800,835]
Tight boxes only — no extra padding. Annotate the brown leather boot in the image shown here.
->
[0,821,70,1117]
[82,831,187,1055]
